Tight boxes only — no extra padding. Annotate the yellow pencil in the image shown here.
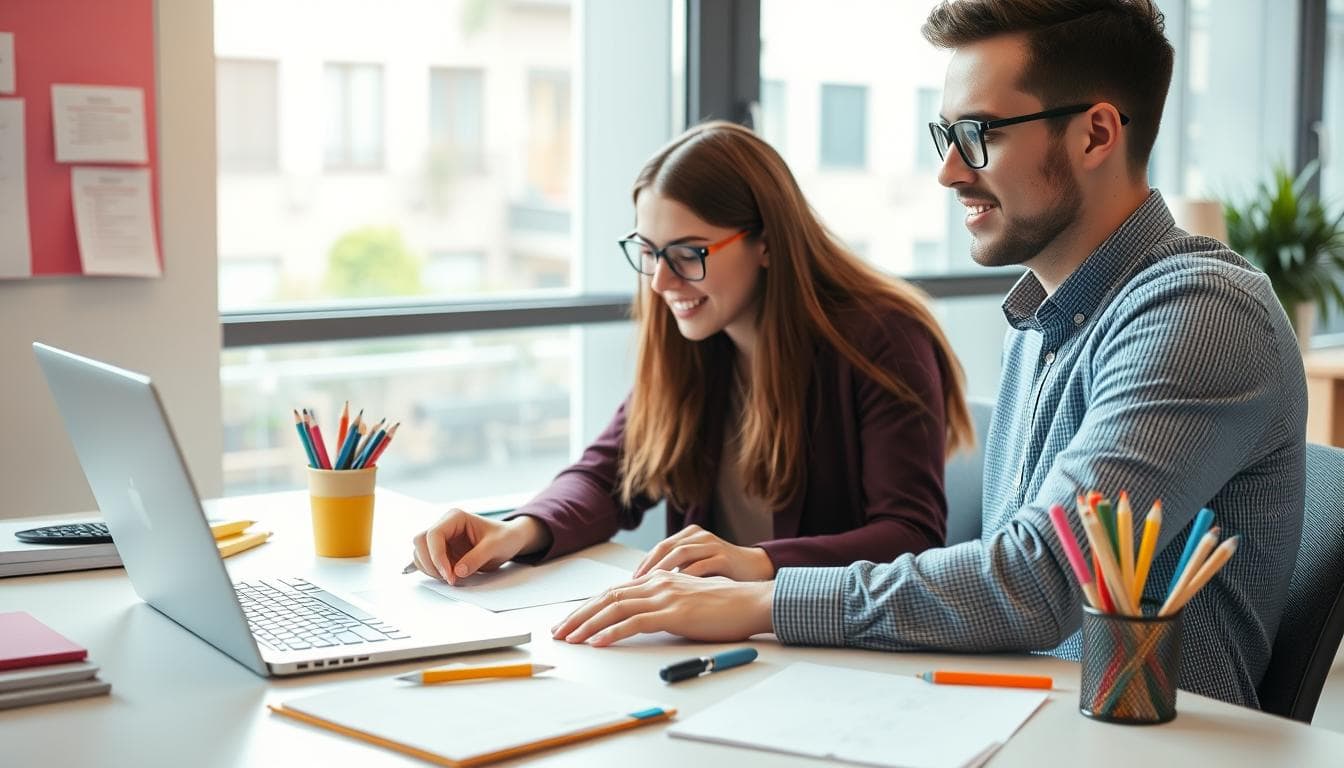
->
[209,519,256,540]
[1160,526,1221,615]
[395,662,555,685]
[1080,505,1136,615]
[216,529,271,558]
[1116,491,1135,598]
[1131,500,1162,599]
[1160,535,1238,616]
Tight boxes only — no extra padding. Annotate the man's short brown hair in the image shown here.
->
[923,0,1174,173]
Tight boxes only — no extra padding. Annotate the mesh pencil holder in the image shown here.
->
[1079,606,1181,724]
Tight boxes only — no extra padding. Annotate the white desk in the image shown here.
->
[1,490,1340,767]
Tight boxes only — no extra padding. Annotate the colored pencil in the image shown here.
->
[1048,503,1101,609]
[293,409,319,468]
[351,426,387,470]
[333,411,364,469]
[1079,503,1136,615]
[1160,536,1239,616]
[304,409,332,470]
[366,422,399,467]
[1116,491,1136,600]
[1165,526,1221,606]
[1132,500,1162,599]
[1168,507,1215,596]
[336,400,350,451]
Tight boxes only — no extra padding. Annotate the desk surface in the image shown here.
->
[1,491,1340,767]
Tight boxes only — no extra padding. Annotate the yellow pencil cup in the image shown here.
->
[306,467,376,558]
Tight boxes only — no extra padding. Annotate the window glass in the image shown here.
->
[760,1,970,275]
[215,1,576,309]
[221,328,573,501]
[217,59,278,172]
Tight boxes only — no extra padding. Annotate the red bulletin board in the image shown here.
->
[0,0,160,277]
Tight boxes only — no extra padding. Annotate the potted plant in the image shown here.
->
[1221,161,1344,349]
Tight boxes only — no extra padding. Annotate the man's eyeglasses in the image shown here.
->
[928,103,1130,170]
[618,229,752,282]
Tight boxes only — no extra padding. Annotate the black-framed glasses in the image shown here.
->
[618,229,751,282]
[928,103,1130,170]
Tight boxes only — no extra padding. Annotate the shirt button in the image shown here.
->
[1073,313,1085,325]
[1044,351,1056,364]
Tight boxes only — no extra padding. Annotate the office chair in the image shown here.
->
[1256,442,1344,723]
[943,398,994,546]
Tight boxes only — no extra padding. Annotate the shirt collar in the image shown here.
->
[1002,189,1174,333]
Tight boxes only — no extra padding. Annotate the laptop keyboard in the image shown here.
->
[234,577,411,652]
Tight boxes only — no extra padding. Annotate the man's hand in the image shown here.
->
[410,510,551,585]
[551,570,775,646]
[632,524,776,580]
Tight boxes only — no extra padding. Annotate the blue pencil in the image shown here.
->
[1167,507,1215,597]
[292,409,319,468]
[351,427,387,469]
[333,411,364,469]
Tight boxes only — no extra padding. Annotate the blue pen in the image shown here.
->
[293,410,319,468]
[659,647,758,683]
[351,427,386,469]
[333,411,364,469]
[1167,507,1215,597]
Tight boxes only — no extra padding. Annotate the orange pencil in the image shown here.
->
[1132,499,1163,599]
[919,670,1053,690]
[336,400,350,449]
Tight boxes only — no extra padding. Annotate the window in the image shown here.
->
[526,70,572,206]
[761,2,961,275]
[1323,0,1344,202]
[217,59,278,172]
[324,63,384,171]
[819,84,868,168]
[220,330,573,500]
[914,87,941,171]
[216,0,671,503]
[760,79,787,155]
[429,68,485,174]
[425,250,486,294]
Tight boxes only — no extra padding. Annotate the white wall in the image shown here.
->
[0,0,221,519]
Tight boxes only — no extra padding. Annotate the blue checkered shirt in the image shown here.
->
[773,191,1306,708]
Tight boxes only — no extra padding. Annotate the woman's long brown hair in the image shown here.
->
[619,121,972,510]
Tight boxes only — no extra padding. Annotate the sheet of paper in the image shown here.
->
[70,166,161,277]
[421,556,631,612]
[669,662,1049,768]
[51,84,148,164]
[0,98,31,279]
[279,676,666,763]
[0,33,14,95]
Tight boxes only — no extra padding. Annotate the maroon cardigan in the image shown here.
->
[507,307,950,569]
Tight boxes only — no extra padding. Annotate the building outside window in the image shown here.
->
[819,83,868,169]
[323,62,385,172]
[217,58,279,173]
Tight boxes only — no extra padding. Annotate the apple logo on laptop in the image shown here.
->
[126,476,153,530]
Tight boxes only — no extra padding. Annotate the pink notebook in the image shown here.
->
[0,612,88,670]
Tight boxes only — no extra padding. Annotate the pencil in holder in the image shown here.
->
[1079,605,1181,725]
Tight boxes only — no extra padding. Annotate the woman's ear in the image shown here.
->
[757,235,769,268]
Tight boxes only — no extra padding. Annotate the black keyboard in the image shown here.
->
[15,522,113,544]
[233,577,411,652]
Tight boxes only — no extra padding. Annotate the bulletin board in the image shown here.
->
[0,0,160,277]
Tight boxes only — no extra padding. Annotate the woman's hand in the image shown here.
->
[632,524,776,581]
[551,570,775,646]
[410,510,551,585]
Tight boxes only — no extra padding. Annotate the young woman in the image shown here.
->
[409,121,972,585]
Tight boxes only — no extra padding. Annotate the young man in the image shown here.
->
[551,0,1306,708]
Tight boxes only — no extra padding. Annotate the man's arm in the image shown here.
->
[776,270,1286,651]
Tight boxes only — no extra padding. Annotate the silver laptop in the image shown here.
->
[33,342,530,677]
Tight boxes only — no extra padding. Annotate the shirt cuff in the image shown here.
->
[773,566,849,646]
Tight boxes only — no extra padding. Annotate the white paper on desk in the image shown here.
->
[71,166,161,277]
[51,84,148,164]
[669,662,1049,768]
[0,33,15,95]
[0,98,31,279]
[420,557,631,612]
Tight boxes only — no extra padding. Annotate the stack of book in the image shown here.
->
[0,611,110,710]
